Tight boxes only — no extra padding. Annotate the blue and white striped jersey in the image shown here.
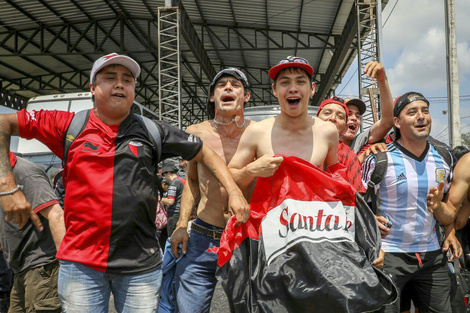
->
[362,141,452,253]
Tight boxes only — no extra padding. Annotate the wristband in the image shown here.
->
[0,185,23,197]
[244,166,254,178]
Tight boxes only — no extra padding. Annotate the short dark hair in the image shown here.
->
[452,145,469,161]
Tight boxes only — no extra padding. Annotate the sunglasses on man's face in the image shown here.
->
[277,56,309,65]
[332,96,346,104]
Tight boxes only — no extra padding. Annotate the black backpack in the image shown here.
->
[62,110,163,167]
[364,136,456,215]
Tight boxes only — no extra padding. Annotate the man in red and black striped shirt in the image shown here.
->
[0,53,249,313]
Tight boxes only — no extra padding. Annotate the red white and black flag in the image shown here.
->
[212,155,397,313]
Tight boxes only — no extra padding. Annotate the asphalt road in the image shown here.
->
[210,282,230,313]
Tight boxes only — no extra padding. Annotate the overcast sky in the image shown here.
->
[336,0,470,145]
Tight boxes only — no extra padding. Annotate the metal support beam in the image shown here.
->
[177,1,217,80]
[356,0,383,131]
[312,4,357,105]
[158,7,182,128]
[0,91,28,110]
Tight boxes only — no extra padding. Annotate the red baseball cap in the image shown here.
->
[269,56,314,80]
[316,97,349,119]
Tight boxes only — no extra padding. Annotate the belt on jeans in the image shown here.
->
[191,222,224,240]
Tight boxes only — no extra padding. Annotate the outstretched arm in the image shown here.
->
[170,159,200,258]
[428,154,470,226]
[193,144,249,224]
[0,114,42,230]
[364,61,394,144]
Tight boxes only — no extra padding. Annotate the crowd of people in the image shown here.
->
[0,51,467,313]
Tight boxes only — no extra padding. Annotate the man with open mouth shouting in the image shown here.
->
[228,56,339,183]
[341,61,395,156]
[167,68,255,313]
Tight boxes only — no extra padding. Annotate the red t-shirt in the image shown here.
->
[17,109,202,274]
[337,142,366,194]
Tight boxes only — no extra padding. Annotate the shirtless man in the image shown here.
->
[169,68,257,313]
[428,151,470,231]
[228,56,338,191]
[228,56,384,268]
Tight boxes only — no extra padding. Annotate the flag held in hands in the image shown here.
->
[211,155,397,313]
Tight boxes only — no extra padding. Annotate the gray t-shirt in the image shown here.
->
[350,128,371,154]
[0,157,59,273]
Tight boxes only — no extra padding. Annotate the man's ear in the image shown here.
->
[90,83,95,95]
[393,116,401,130]
[209,93,215,103]
[310,82,316,98]
[272,83,277,98]
[244,92,251,103]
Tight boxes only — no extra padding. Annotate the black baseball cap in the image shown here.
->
[393,91,430,140]
[162,160,178,174]
[207,68,249,119]
[393,91,429,117]
[345,98,367,115]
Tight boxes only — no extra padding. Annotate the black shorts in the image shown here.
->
[380,250,451,313]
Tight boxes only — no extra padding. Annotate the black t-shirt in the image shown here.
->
[167,177,185,214]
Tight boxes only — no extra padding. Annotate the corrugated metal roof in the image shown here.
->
[0,0,385,126]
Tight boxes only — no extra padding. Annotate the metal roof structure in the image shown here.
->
[0,0,388,127]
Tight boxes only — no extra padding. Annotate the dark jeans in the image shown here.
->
[167,211,180,238]
[174,218,222,313]
[0,292,9,313]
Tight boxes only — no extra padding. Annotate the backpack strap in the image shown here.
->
[365,150,388,215]
[133,113,163,162]
[62,110,163,167]
[63,109,90,167]
[428,136,456,173]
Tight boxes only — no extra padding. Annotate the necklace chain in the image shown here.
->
[213,117,246,128]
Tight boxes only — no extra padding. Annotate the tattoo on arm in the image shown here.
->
[0,117,13,178]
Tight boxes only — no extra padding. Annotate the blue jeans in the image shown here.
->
[58,260,162,313]
[174,219,221,313]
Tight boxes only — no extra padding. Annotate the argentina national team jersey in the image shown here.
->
[362,141,451,253]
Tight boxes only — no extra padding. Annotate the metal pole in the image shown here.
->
[445,0,461,147]
[177,11,181,129]
[376,0,383,64]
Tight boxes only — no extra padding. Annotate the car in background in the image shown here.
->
[16,92,159,174]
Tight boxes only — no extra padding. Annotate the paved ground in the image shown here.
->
[210,282,230,313]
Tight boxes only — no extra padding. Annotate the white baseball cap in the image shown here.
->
[90,53,141,83]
